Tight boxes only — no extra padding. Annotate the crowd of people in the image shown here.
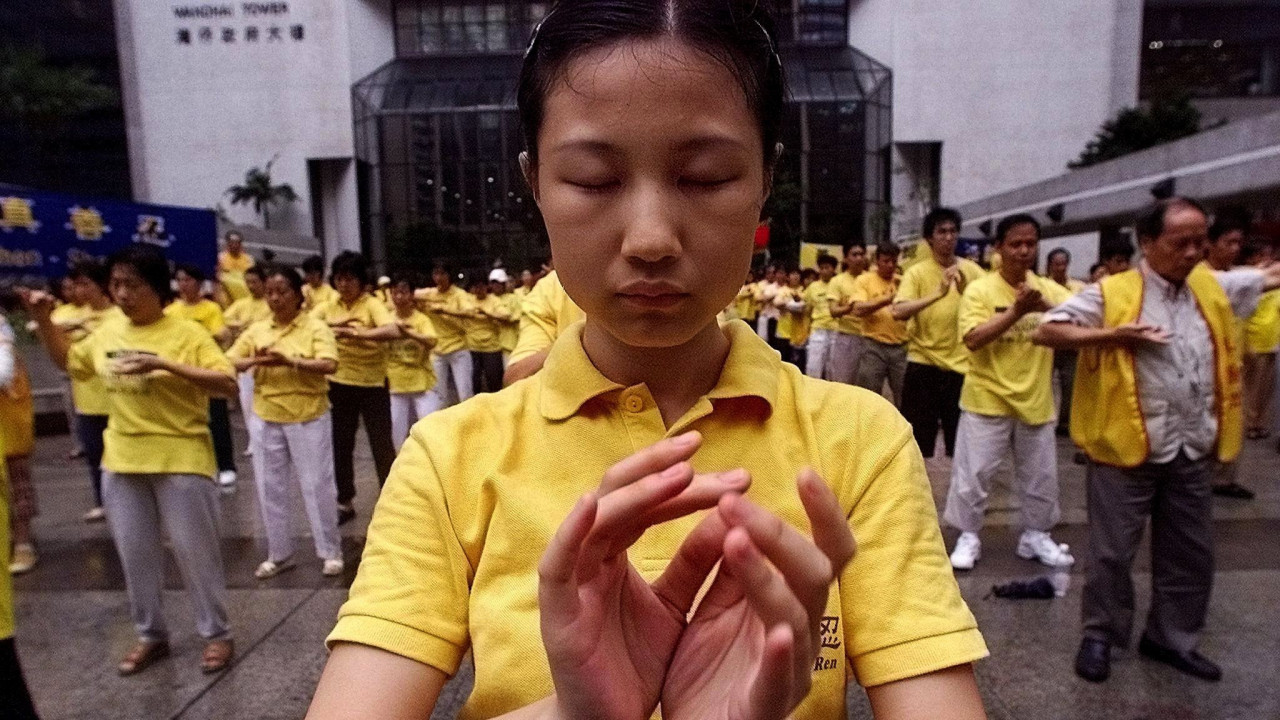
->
[2,1,1280,718]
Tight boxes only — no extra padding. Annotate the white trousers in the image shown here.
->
[391,389,446,451]
[805,329,834,380]
[433,350,474,407]
[238,372,264,455]
[251,413,342,562]
[943,410,1062,534]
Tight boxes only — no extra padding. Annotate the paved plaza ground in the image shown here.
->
[10,414,1280,720]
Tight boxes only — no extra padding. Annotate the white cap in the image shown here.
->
[488,268,510,283]
[377,276,391,286]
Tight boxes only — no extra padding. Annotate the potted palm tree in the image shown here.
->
[225,156,298,229]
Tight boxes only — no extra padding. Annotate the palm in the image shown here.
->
[544,552,686,720]
[662,576,768,720]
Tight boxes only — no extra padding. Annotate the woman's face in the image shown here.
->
[529,39,769,349]
[176,270,201,300]
[264,275,302,317]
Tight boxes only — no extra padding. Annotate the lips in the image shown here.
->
[616,280,690,309]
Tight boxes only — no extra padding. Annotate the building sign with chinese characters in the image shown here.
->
[0,184,216,287]
[172,3,305,47]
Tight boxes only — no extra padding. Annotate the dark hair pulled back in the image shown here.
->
[517,0,786,167]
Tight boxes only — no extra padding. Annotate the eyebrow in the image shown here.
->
[548,134,751,156]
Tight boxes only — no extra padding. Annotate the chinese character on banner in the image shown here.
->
[177,28,192,44]
[267,25,282,41]
[290,24,304,41]
[222,27,235,43]
[0,196,41,233]
[198,26,213,43]
[65,206,112,241]
[245,25,259,42]
[133,215,173,248]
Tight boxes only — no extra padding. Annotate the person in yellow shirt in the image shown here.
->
[386,274,441,450]
[733,270,760,328]
[309,8,987,718]
[850,243,908,405]
[228,266,344,580]
[224,266,273,458]
[0,391,41,719]
[52,274,88,459]
[944,214,1075,572]
[301,255,340,311]
[167,264,239,486]
[310,251,400,525]
[514,268,537,299]
[891,208,984,459]
[1241,237,1279,438]
[56,260,123,522]
[503,269,584,385]
[415,262,479,404]
[1044,247,1087,439]
[796,255,838,379]
[0,308,38,576]
[770,268,803,366]
[217,230,255,304]
[489,269,522,363]
[25,243,238,676]
[467,276,514,393]
[826,242,869,385]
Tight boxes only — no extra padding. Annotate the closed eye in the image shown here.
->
[680,177,735,190]
[565,179,620,193]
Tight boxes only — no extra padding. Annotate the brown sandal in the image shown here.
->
[201,638,235,674]
[118,639,170,676]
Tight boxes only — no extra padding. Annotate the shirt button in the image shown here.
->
[623,394,645,413]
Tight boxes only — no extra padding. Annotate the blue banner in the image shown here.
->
[0,184,217,287]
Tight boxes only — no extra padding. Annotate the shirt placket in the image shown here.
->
[617,385,667,452]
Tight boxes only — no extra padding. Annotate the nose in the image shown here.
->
[619,183,682,265]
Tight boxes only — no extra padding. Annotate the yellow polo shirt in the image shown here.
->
[224,296,271,329]
[219,252,255,302]
[466,294,510,354]
[851,272,907,346]
[303,283,340,311]
[387,311,438,395]
[61,305,125,416]
[498,293,522,353]
[734,282,759,322]
[826,271,864,336]
[894,257,985,374]
[226,314,338,424]
[1246,289,1280,354]
[958,272,1073,425]
[165,299,226,337]
[310,294,396,388]
[510,271,584,364]
[420,285,478,356]
[774,285,801,341]
[66,314,233,479]
[804,279,836,332]
[329,321,986,719]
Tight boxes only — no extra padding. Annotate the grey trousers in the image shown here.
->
[103,471,231,642]
[1081,453,1213,653]
[828,332,865,385]
[943,411,1061,534]
[855,339,907,406]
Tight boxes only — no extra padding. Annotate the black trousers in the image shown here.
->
[472,351,505,394]
[900,361,964,458]
[0,638,39,720]
[1054,350,1078,431]
[329,381,396,506]
[76,413,108,507]
[208,398,236,472]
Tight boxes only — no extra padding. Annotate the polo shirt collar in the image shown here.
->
[538,319,781,421]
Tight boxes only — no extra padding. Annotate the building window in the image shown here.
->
[1141,6,1280,99]
[394,0,547,56]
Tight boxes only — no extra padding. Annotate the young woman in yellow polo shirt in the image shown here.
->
[386,273,441,450]
[24,244,238,676]
[310,2,987,719]
[228,266,344,579]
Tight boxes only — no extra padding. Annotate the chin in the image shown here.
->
[597,308,717,350]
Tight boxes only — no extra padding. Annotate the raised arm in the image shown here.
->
[19,289,72,370]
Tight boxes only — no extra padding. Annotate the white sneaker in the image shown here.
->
[82,506,107,523]
[322,559,345,577]
[949,532,981,570]
[217,470,237,486]
[1017,530,1075,567]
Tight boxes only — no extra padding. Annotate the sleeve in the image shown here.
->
[65,330,97,383]
[313,323,339,361]
[414,314,438,340]
[190,330,234,376]
[840,421,988,687]
[225,327,254,360]
[1041,284,1104,327]
[956,284,990,337]
[326,432,471,674]
[894,266,921,302]
[369,299,397,327]
[205,304,227,334]
[510,281,560,364]
[1213,267,1265,319]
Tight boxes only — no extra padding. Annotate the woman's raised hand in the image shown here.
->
[661,469,856,720]
[538,432,750,720]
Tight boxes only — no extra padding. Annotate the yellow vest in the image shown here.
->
[1071,266,1242,467]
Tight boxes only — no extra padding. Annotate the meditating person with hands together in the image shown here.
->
[308,2,988,718]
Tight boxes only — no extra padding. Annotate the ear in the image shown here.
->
[519,151,541,206]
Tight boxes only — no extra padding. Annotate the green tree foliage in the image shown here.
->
[0,44,117,132]
[225,157,298,229]
[1070,97,1202,169]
